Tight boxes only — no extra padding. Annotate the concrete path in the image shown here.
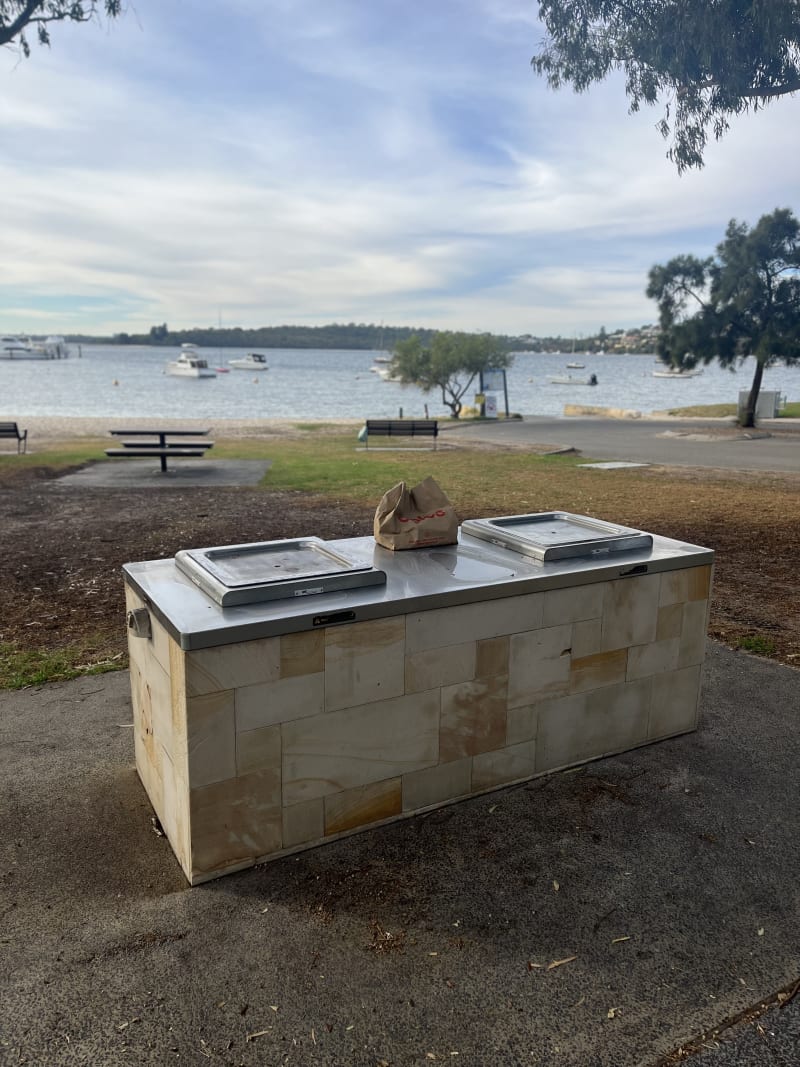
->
[2,643,799,1066]
[446,417,800,473]
[56,458,272,488]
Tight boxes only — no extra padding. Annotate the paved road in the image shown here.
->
[447,416,800,473]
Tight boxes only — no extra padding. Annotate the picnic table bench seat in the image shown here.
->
[0,421,28,453]
[364,419,439,449]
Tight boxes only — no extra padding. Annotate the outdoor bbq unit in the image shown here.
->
[124,513,714,884]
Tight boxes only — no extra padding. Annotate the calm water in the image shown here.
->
[1,345,797,420]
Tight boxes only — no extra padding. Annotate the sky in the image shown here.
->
[2,0,799,339]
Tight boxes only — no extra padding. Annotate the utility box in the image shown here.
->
[738,390,783,419]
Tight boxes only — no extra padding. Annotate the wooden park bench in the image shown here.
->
[364,419,439,450]
[0,421,28,453]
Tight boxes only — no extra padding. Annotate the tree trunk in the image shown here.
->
[740,358,765,428]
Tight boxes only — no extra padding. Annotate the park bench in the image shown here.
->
[0,421,28,453]
[364,419,439,450]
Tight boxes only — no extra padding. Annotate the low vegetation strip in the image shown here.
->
[0,432,797,686]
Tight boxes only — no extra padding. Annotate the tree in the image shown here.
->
[1,1,121,56]
[391,331,513,419]
[646,208,800,427]
[531,1,800,171]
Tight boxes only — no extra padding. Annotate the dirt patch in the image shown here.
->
[0,457,797,674]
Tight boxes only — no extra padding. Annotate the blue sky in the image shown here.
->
[2,0,798,338]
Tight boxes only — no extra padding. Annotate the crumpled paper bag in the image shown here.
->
[373,476,458,550]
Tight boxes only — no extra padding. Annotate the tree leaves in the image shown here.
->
[532,0,800,170]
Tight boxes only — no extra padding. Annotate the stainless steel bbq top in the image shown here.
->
[175,537,386,607]
[125,523,713,650]
[460,512,653,562]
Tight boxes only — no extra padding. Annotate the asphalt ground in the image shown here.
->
[445,417,800,473]
[2,641,799,1067]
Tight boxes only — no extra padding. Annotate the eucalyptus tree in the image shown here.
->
[532,0,800,171]
[646,208,800,427]
[391,331,513,419]
[1,1,121,55]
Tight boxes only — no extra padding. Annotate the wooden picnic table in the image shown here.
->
[105,429,214,473]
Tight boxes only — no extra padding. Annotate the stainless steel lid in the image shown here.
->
[460,512,653,562]
[175,537,386,607]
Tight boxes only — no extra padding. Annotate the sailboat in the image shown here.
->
[372,323,391,363]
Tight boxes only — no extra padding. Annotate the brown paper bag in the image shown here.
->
[373,476,458,550]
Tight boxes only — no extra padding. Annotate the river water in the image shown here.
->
[1,345,797,420]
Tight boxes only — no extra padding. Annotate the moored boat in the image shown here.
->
[228,352,269,371]
[652,367,704,379]
[166,344,216,378]
[548,373,598,386]
[1,334,70,359]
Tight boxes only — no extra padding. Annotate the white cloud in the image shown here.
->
[1,0,798,336]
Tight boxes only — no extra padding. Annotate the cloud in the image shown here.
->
[1,1,798,336]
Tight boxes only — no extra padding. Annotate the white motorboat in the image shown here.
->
[566,361,585,369]
[652,367,704,379]
[166,344,216,378]
[1,334,71,359]
[548,373,598,386]
[377,366,402,382]
[228,352,269,371]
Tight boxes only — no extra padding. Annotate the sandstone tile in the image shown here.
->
[656,603,684,641]
[324,778,402,835]
[440,675,507,761]
[601,574,660,651]
[406,642,475,693]
[649,664,702,737]
[570,617,602,659]
[236,672,324,732]
[186,637,281,697]
[508,625,572,708]
[570,648,628,693]
[325,617,405,711]
[161,748,191,875]
[190,767,282,878]
[678,600,709,668]
[542,583,606,627]
[281,630,325,678]
[406,593,544,654]
[472,740,537,792]
[282,797,324,848]
[659,564,712,606]
[476,636,509,678]
[626,638,680,681]
[282,690,440,805]
[536,678,651,772]
[506,703,538,747]
[237,723,281,778]
[402,758,472,811]
[186,689,237,788]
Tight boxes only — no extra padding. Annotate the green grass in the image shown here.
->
[0,642,123,690]
[736,635,778,656]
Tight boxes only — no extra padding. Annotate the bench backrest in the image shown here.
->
[0,422,22,435]
[365,419,438,435]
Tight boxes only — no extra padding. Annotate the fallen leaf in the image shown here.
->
[488,805,497,813]
[611,936,631,944]
[757,928,765,937]
[547,956,577,970]
[553,880,560,892]
[607,1007,620,1019]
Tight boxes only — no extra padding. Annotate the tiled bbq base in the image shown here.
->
[126,564,712,884]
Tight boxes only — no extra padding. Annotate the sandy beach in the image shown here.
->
[6,414,363,446]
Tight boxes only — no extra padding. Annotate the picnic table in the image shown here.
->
[104,429,214,473]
